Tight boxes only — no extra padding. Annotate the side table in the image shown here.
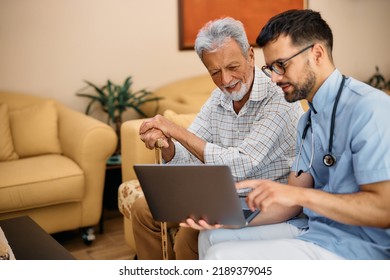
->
[0,216,75,260]
[99,162,122,233]
[104,163,122,210]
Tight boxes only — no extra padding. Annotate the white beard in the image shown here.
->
[222,81,248,101]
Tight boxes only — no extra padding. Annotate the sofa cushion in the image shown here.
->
[0,103,18,161]
[163,110,197,128]
[0,154,84,212]
[9,100,62,158]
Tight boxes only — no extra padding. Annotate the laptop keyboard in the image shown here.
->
[243,209,254,219]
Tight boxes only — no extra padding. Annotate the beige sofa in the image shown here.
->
[140,74,216,117]
[0,92,117,242]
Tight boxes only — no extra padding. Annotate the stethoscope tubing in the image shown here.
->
[295,75,346,176]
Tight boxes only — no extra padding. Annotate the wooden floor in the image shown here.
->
[52,208,136,260]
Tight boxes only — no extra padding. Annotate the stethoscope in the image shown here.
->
[295,75,346,177]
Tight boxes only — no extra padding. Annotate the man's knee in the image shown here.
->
[203,242,230,260]
[174,227,199,259]
[132,196,148,212]
[199,229,213,246]
[175,228,198,247]
[131,197,153,224]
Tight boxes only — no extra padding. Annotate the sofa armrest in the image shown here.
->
[121,119,155,182]
[57,103,117,167]
[56,103,117,224]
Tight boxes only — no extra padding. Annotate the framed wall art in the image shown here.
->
[178,0,307,50]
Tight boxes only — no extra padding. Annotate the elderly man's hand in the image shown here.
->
[140,115,179,138]
[139,127,170,150]
[139,115,176,149]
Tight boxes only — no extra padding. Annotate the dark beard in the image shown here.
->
[284,70,316,103]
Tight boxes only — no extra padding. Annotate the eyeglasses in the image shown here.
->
[262,44,314,78]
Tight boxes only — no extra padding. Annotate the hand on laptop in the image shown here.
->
[180,218,224,231]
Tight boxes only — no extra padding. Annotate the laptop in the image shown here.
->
[133,164,260,227]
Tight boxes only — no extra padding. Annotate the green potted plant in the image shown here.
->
[76,76,163,160]
[366,66,390,91]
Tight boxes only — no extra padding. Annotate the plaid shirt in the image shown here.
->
[170,66,304,183]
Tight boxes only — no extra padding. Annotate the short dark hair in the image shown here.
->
[256,9,333,58]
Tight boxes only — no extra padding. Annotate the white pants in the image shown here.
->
[199,223,344,260]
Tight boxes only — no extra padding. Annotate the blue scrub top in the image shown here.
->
[292,69,390,259]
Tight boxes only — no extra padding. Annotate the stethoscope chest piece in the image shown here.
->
[323,154,336,167]
[321,74,346,168]
[295,75,346,176]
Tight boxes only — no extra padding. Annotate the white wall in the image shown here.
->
[0,0,389,115]
[309,0,390,80]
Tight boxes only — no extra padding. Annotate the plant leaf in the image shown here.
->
[76,75,165,122]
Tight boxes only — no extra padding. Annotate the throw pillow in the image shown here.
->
[163,109,197,128]
[0,103,19,161]
[9,100,62,157]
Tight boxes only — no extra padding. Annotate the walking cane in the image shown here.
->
[155,138,169,260]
